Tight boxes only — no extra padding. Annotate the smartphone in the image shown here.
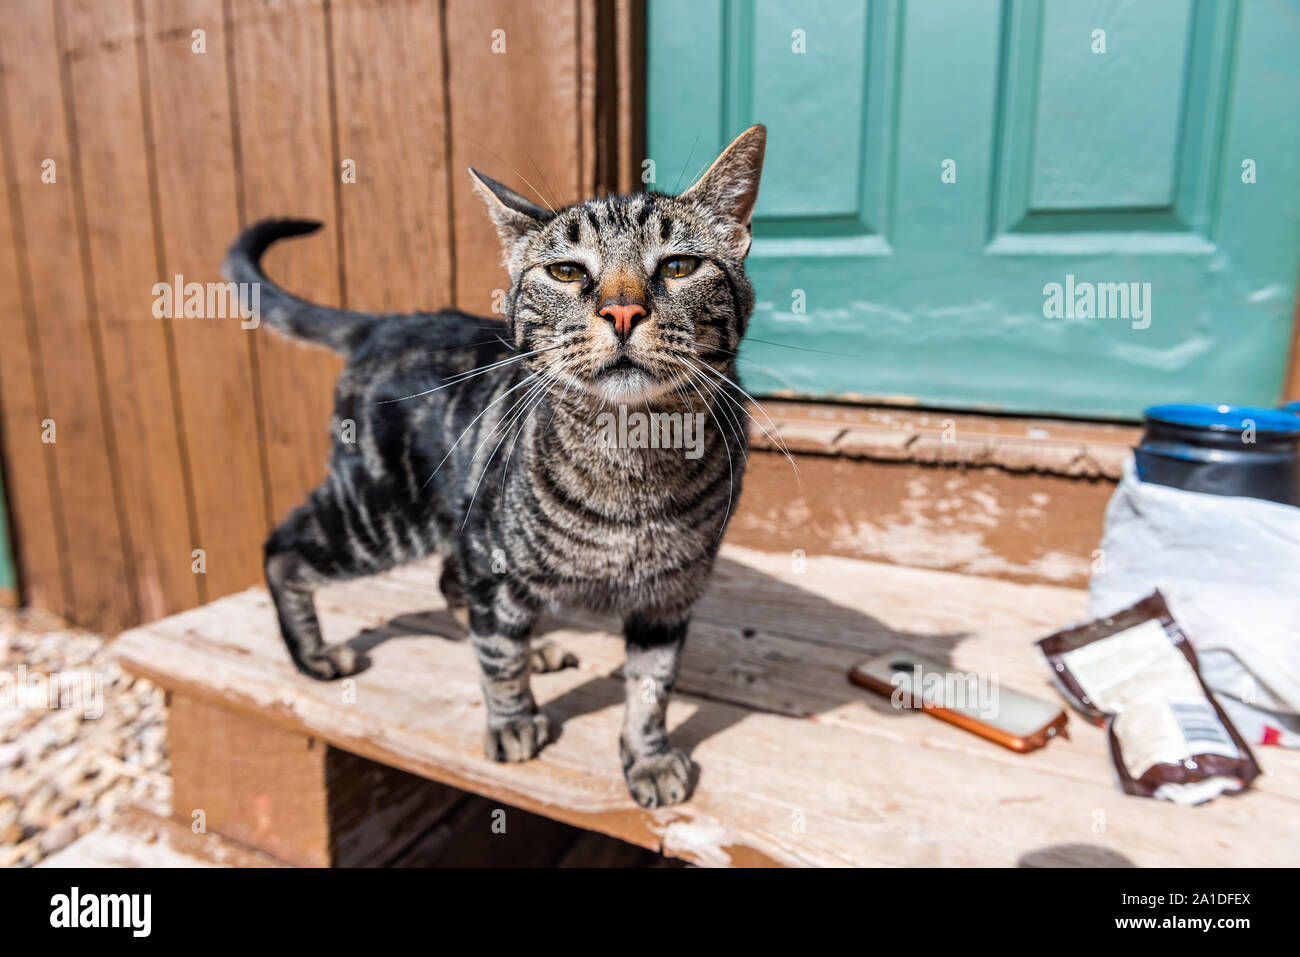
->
[848,651,1068,753]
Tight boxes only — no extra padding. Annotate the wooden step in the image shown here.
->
[113,545,1300,867]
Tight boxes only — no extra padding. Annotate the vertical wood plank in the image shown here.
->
[228,0,343,524]
[590,0,644,196]
[168,693,332,867]
[139,0,270,600]
[613,0,646,195]
[330,0,453,314]
[578,0,597,196]
[444,0,584,315]
[60,0,200,622]
[0,94,68,615]
[169,692,469,867]
[0,0,133,630]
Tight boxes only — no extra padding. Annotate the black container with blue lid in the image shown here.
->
[1135,403,1300,506]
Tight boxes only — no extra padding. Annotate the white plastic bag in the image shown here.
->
[1088,455,1300,746]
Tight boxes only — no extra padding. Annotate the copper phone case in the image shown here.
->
[848,651,1068,753]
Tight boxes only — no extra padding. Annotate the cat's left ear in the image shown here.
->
[469,168,554,253]
[679,124,766,257]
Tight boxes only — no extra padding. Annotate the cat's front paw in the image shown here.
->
[622,749,694,808]
[485,712,551,762]
[292,643,366,681]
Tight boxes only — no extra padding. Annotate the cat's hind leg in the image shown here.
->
[442,549,575,670]
[439,557,470,628]
[265,473,415,680]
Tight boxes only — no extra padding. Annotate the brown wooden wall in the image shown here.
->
[0,0,643,633]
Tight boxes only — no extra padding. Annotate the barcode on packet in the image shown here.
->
[1170,700,1239,759]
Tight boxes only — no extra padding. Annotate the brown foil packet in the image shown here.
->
[1037,591,1261,804]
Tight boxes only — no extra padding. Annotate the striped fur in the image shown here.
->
[229,126,766,807]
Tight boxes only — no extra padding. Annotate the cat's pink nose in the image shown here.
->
[599,301,647,342]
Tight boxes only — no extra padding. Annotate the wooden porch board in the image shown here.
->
[114,546,1300,867]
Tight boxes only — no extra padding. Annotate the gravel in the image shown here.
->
[0,608,169,867]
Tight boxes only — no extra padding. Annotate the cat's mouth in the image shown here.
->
[589,354,669,402]
[603,356,647,374]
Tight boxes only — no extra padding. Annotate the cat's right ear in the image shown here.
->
[678,125,766,258]
[468,168,554,251]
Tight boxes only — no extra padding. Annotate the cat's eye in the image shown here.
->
[547,262,587,283]
[659,256,699,279]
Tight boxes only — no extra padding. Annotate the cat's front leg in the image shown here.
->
[621,616,695,808]
[468,578,548,763]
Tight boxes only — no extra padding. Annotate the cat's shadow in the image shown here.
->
[341,555,971,774]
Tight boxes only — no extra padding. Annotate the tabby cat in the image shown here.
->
[223,126,766,807]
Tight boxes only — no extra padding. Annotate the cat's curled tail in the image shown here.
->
[223,219,374,354]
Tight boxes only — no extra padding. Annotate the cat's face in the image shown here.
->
[471,126,766,405]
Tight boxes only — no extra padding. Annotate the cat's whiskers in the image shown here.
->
[671,128,704,194]
[665,354,746,462]
[710,337,862,359]
[464,135,558,214]
[678,382,753,541]
[378,344,562,404]
[501,367,575,496]
[691,342,807,392]
[403,334,524,359]
[687,356,790,455]
[417,370,546,494]
[518,143,564,214]
[682,355,801,487]
[459,369,561,529]
[733,357,799,393]
[463,372,554,477]
[680,360,749,467]
[666,357,736,538]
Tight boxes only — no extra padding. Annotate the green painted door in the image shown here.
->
[0,473,14,601]
[647,0,1300,419]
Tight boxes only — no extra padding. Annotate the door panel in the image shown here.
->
[992,0,1232,245]
[750,0,869,218]
[1028,0,1190,212]
[647,0,1300,418]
